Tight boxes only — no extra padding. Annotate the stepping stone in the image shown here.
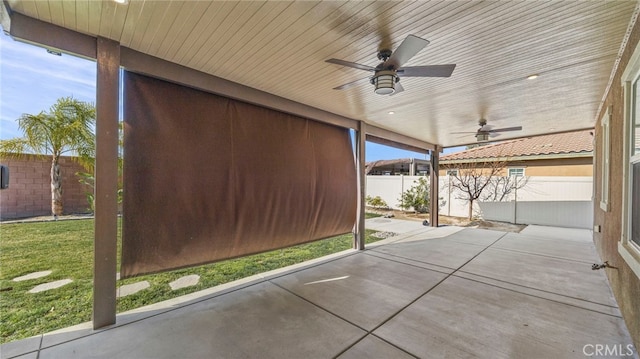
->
[13,270,52,282]
[117,281,150,298]
[29,279,73,293]
[169,275,200,291]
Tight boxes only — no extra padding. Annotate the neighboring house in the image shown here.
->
[366,158,430,176]
[439,130,594,177]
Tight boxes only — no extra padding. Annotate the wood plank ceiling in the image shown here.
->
[5,0,638,148]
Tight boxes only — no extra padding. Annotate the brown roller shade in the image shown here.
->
[121,72,357,278]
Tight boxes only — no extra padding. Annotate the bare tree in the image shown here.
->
[443,159,507,220]
[482,175,529,202]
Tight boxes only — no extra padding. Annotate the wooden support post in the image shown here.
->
[93,37,120,329]
[430,147,440,227]
[354,121,366,250]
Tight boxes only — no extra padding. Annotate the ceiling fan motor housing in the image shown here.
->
[371,70,399,95]
[377,49,393,61]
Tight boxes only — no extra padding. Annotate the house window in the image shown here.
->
[446,169,458,176]
[619,43,640,279]
[600,108,611,212]
[508,168,525,177]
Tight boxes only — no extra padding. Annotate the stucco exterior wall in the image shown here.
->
[593,15,640,348]
[0,154,91,219]
[438,157,593,177]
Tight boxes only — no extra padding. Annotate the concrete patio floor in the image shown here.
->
[1,220,636,359]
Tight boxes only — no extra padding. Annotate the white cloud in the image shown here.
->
[1,34,97,140]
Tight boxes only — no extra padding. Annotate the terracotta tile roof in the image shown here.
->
[441,129,594,161]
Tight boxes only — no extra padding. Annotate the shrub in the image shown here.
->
[365,195,389,209]
[398,177,430,213]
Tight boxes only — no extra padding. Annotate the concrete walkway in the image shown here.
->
[2,221,636,359]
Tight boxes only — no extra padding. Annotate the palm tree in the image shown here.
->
[0,97,95,217]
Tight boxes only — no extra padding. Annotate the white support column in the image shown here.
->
[354,121,366,250]
[93,37,119,329]
[430,147,440,227]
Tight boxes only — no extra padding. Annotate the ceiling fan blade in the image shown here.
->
[390,82,404,95]
[490,126,523,133]
[385,35,430,69]
[332,77,369,90]
[326,58,375,72]
[397,64,456,78]
[450,131,478,134]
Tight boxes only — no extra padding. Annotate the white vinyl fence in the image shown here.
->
[366,175,594,229]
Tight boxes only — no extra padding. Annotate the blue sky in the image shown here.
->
[0,34,451,160]
[0,34,96,140]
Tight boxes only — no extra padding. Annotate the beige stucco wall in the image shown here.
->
[593,15,640,349]
[520,160,593,177]
[439,157,593,177]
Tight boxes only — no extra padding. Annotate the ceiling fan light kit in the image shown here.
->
[475,132,490,142]
[371,70,399,95]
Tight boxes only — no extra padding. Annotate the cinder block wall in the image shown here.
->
[593,16,640,348]
[0,154,91,219]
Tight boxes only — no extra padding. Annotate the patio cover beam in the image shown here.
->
[8,12,96,59]
[366,125,435,152]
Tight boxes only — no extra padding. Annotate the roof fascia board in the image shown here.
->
[440,151,593,164]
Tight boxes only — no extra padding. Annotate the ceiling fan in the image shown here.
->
[452,119,523,142]
[326,35,456,95]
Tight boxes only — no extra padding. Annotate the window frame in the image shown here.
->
[446,169,458,177]
[619,44,640,279]
[507,167,525,177]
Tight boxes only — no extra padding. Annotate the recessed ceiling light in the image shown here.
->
[113,0,128,4]
[388,111,395,115]
[527,74,539,80]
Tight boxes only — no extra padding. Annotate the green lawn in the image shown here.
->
[0,219,381,343]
